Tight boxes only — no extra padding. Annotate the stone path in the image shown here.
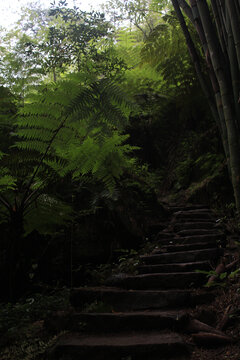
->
[48,204,231,360]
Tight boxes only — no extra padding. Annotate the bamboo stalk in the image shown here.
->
[171,0,216,114]
[225,1,240,64]
[196,0,240,211]
[225,8,240,127]
[178,0,194,23]
[235,2,240,19]
[211,0,228,59]
[188,0,230,166]
[216,0,228,47]
[225,1,240,83]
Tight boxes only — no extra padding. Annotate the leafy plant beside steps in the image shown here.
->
[0,288,70,360]
[0,72,138,300]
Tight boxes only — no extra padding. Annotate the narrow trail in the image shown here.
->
[48,204,234,360]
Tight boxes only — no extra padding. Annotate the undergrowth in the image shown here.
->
[0,287,70,360]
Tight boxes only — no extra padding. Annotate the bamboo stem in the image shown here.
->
[178,0,194,23]
[216,0,228,47]
[196,0,240,211]
[225,1,240,68]
[188,0,230,166]
[211,0,228,60]
[225,8,240,127]
[171,0,213,107]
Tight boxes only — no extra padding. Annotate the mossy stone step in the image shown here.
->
[173,222,221,231]
[70,287,216,311]
[105,272,206,289]
[48,332,190,360]
[177,229,223,237]
[174,212,213,220]
[159,234,224,245]
[141,248,223,264]
[155,242,217,252]
[138,261,211,274]
[167,204,209,212]
[47,310,188,333]
[172,218,216,223]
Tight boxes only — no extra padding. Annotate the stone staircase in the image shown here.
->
[48,204,231,360]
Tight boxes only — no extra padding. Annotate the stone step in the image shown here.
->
[138,261,211,274]
[154,242,217,253]
[177,229,223,237]
[173,218,217,224]
[141,248,223,265]
[49,310,188,333]
[70,287,216,311]
[159,234,224,245]
[174,212,213,220]
[173,222,221,231]
[168,204,209,212]
[48,332,190,360]
[175,208,212,213]
[105,272,206,289]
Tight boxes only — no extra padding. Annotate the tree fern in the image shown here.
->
[0,72,137,236]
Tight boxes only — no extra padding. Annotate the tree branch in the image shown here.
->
[0,194,11,210]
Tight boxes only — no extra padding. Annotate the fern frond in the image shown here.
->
[0,174,16,191]
[12,72,137,193]
[24,194,73,235]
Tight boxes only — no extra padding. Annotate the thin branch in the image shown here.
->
[133,22,147,39]
[22,188,41,211]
